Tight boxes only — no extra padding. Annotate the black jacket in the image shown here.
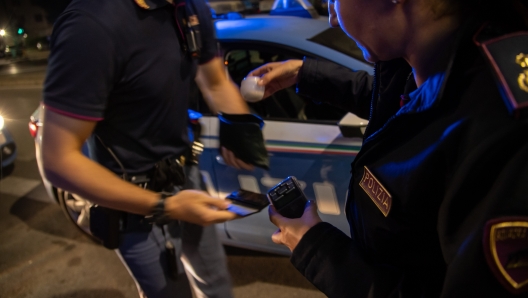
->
[293,21,528,298]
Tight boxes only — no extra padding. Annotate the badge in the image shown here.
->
[517,53,528,93]
[359,166,392,217]
[479,32,528,118]
[483,217,528,294]
[134,0,150,9]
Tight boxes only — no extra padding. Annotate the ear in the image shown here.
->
[328,2,339,28]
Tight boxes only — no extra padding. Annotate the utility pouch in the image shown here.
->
[90,205,124,249]
[149,156,186,192]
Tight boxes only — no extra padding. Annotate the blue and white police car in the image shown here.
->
[29,8,373,255]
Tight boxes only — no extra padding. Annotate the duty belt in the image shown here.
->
[125,154,187,190]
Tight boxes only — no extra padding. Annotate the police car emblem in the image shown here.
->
[359,166,392,217]
[483,217,528,294]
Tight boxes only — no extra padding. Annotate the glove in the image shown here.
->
[218,113,269,170]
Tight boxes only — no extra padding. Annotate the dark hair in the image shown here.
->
[432,0,528,28]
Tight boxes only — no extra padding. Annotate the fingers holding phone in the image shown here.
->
[165,190,238,226]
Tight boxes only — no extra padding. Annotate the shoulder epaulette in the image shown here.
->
[475,27,528,119]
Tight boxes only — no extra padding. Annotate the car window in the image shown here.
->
[188,42,347,123]
[222,45,347,123]
[307,27,370,65]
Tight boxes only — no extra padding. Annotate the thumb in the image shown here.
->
[305,199,319,218]
[258,66,282,86]
[304,200,317,214]
[271,228,282,244]
[257,73,271,87]
[204,198,231,210]
[268,203,285,227]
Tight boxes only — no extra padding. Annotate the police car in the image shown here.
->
[29,8,373,255]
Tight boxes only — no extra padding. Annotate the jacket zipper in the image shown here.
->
[363,62,379,139]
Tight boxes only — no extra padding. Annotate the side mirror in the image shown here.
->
[338,112,368,138]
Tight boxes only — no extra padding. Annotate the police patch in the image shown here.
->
[478,31,528,119]
[134,0,150,9]
[359,166,392,217]
[483,217,528,294]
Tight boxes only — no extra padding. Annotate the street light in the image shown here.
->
[0,29,5,37]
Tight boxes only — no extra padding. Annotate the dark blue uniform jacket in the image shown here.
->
[293,21,528,298]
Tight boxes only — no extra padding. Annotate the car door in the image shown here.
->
[196,43,363,254]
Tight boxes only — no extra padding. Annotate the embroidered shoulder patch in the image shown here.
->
[479,32,528,119]
[134,0,150,9]
[483,217,528,294]
[359,166,392,217]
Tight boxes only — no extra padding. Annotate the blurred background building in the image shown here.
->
[0,0,327,59]
[0,0,70,58]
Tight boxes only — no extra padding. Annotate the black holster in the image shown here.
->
[90,205,124,249]
[148,156,186,192]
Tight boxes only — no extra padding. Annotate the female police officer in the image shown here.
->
[250,0,528,296]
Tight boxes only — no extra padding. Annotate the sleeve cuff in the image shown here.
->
[296,56,318,97]
[291,222,337,271]
[43,103,104,121]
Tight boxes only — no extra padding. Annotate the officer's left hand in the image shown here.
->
[221,146,255,171]
[269,200,322,252]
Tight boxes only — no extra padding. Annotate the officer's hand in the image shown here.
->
[248,59,304,99]
[269,200,322,252]
[221,146,255,171]
[165,189,238,226]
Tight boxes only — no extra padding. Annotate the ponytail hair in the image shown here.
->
[434,0,528,29]
[473,0,528,29]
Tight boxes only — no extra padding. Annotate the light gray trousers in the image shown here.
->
[118,165,233,298]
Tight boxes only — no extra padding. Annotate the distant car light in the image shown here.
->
[0,115,4,130]
[28,116,41,138]
[29,122,38,138]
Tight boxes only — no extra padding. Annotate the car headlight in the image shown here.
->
[0,115,4,130]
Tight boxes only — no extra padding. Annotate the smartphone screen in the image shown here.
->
[226,189,269,208]
[225,189,269,217]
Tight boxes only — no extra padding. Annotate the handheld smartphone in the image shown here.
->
[226,189,269,217]
[267,176,307,218]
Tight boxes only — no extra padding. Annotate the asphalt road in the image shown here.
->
[0,59,326,298]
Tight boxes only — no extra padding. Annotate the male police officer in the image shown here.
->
[41,0,260,297]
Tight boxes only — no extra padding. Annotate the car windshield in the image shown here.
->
[307,27,370,64]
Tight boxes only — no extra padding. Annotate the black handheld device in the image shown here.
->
[267,176,307,218]
[226,189,269,217]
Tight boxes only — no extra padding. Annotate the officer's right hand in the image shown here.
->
[165,189,238,226]
[248,59,304,99]
[221,146,255,171]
